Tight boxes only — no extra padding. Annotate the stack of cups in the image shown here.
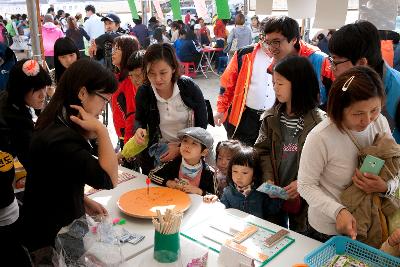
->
[153,209,183,263]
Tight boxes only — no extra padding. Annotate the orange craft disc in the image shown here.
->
[117,187,192,218]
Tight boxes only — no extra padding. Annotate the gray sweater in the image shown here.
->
[225,25,252,53]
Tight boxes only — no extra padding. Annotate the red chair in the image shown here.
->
[180,62,197,78]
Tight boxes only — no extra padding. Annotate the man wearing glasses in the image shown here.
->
[214,19,274,146]
[329,20,400,143]
[264,16,334,108]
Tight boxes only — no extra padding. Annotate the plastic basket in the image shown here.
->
[304,236,400,267]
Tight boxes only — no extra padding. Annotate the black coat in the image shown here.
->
[135,76,208,173]
[22,116,113,251]
[149,156,216,195]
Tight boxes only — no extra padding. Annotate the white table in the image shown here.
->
[125,208,322,267]
[89,167,225,261]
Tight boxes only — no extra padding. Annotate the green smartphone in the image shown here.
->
[359,155,385,175]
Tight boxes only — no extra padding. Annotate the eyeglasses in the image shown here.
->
[111,47,121,54]
[328,57,350,71]
[262,38,286,49]
[94,92,110,105]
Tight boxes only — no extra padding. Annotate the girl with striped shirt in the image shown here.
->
[254,56,326,234]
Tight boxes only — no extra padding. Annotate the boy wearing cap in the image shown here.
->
[149,127,216,196]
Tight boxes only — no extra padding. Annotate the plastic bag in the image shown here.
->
[121,133,148,159]
[54,215,124,266]
[9,36,29,51]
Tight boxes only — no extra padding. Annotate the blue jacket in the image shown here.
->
[174,39,200,62]
[383,64,400,143]
[0,43,16,91]
[220,183,282,219]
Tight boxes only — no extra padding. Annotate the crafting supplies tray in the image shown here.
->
[304,236,400,267]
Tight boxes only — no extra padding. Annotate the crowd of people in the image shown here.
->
[2,3,400,265]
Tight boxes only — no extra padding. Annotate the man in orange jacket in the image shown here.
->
[214,16,333,145]
[214,30,274,145]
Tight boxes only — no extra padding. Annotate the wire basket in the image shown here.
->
[304,236,400,267]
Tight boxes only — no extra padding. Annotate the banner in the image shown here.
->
[359,0,397,30]
[153,0,164,19]
[170,0,181,21]
[193,0,208,19]
[287,0,316,19]
[313,0,347,29]
[127,0,139,19]
[215,0,230,19]
[256,0,273,15]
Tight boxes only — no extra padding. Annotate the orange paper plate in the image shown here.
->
[117,187,192,218]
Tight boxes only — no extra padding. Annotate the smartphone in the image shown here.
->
[359,155,385,175]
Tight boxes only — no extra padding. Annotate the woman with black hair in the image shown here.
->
[255,56,325,234]
[133,43,208,174]
[0,59,51,265]
[21,59,118,252]
[111,35,139,148]
[0,59,51,169]
[53,37,80,84]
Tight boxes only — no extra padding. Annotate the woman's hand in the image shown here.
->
[134,128,147,145]
[69,105,105,137]
[336,208,357,239]
[352,169,388,194]
[203,194,218,203]
[388,229,400,247]
[182,184,203,195]
[84,196,108,217]
[88,40,97,57]
[117,152,124,165]
[283,180,300,199]
[160,143,180,162]
[213,111,224,126]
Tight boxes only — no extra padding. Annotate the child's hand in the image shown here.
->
[182,184,203,195]
[166,180,178,189]
[283,180,299,199]
[388,229,400,247]
[203,194,218,203]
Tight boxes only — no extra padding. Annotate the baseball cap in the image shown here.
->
[177,127,214,150]
[101,13,121,24]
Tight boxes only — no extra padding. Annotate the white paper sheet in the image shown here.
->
[359,0,397,30]
[313,0,348,29]
[287,0,317,19]
[255,0,273,15]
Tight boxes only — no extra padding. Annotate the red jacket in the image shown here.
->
[111,75,137,144]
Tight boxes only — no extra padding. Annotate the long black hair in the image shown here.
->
[36,59,117,130]
[7,59,51,108]
[273,55,320,115]
[54,37,80,83]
